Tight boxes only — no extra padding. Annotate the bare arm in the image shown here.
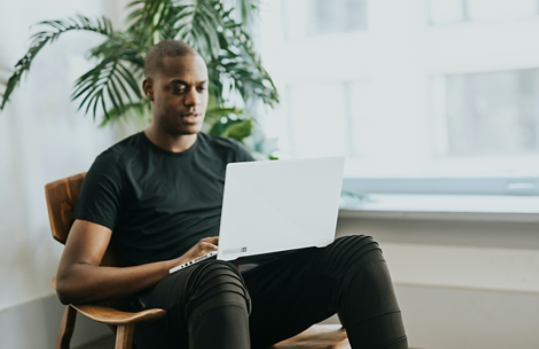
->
[55,219,218,305]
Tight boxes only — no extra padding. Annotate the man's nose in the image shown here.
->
[184,87,200,107]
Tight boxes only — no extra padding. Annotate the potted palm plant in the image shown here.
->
[0,0,279,158]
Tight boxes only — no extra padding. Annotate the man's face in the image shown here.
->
[146,54,209,135]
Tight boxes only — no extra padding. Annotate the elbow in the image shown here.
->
[56,288,74,305]
[55,270,82,305]
[57,293,72,306]
[55,276,74,305]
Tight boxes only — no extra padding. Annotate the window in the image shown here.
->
[286,81,370,158]
[283,0,368,40]
[434,69,539,158]
[259,0,539,195]
[307,0,368,35]
[429,0,539,25]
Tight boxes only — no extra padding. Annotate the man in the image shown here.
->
[56,39,408,349]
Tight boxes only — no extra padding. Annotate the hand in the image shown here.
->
[172,236,219,267]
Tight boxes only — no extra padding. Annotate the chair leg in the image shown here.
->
[115,323,135,349]
[56,305,77,349]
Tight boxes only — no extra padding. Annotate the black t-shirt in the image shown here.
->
[72,131,255,266]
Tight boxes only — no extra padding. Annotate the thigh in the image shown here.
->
[244,235,381,348]
[131,262,195,349]
[133,259,249,349]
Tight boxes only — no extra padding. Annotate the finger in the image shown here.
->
[195,244,218,258]
[200,236,219,245]
[199,242,218,252]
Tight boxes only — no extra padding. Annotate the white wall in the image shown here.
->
[0,0,133,346]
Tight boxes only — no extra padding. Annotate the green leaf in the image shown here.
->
[222,118,253,142]
[72,57,143,121]
[99,100,150,127]
[209,116,253,143]
[1,15,114,110]
[205,107,243,123]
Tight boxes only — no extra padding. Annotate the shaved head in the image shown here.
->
[144,39,199,79]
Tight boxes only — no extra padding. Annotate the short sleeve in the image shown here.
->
[72,152,124,230]
[232,140,256,162]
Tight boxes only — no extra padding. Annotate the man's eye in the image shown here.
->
[172,87,186,94]
[197,86,206,92]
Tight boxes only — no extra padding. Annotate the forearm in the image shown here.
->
[56,258,180,305]
[56,219,217,305]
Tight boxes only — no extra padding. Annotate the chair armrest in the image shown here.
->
[50,276,166,325]
[70,304,166,325]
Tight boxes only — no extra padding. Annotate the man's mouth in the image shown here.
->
[181,114,200,122]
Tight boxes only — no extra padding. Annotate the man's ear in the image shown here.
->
[142,78,154,102]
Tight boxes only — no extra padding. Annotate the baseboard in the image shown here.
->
[0,294,110,349]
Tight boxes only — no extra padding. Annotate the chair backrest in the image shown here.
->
[45,172,120,269]
[45,172,87,244]
[45,173,136,326]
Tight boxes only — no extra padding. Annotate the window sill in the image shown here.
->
[339,194,539,222]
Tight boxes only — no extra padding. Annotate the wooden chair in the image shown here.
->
[45,172,350,349]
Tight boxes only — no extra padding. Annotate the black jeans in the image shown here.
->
[132,235,408,349]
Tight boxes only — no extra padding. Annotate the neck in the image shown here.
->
[144,125,198,153]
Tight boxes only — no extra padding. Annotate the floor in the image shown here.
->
[75,328,418,349]
[74,315,341,349]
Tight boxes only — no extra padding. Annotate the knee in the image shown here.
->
[309,235,387,290]
[325,235,383,267]
[189,260,248,296]
[185,260,251,315]
[333,235,380,254]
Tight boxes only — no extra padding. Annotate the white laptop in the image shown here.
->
[170,156,345,273]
